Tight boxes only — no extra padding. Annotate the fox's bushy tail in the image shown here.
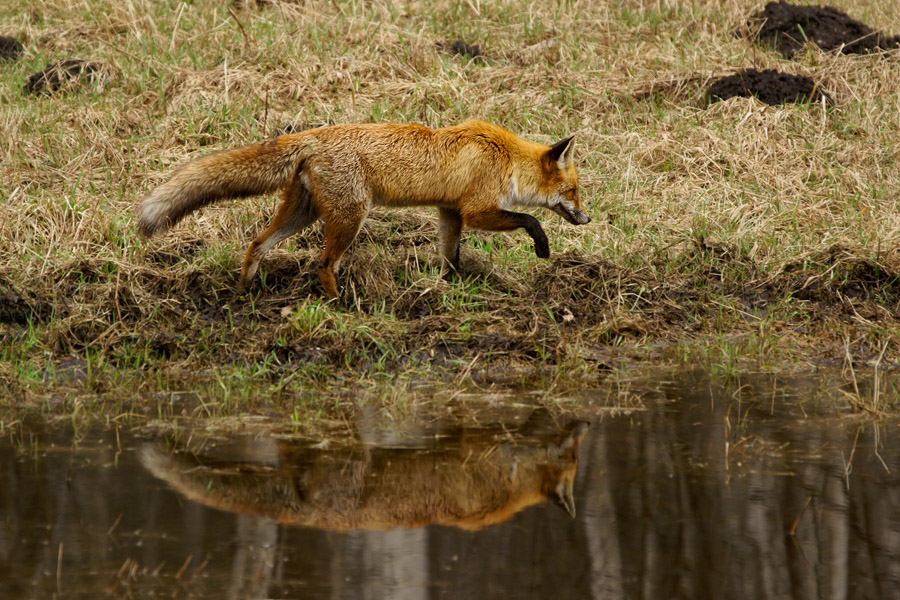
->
[138,139,304,236]
[138,444,299,520]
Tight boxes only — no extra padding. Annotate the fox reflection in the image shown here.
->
[139,422,588,531]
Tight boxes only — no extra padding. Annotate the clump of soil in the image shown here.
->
[0,36,24,62]
[437,40,487,63]
[0,282,50,326]
[743,1,900,56]
[24,59,111,95]
[778,245,900,309]
[706,69,829,105]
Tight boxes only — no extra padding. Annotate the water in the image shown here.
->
[2,371,899,599]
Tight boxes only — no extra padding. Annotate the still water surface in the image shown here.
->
[2,371,899,599]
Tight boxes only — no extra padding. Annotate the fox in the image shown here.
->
[137,119,589,298]
[138,422,589,531]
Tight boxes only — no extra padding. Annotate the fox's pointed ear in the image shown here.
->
[558,422,589,457]
[545,136,575,169]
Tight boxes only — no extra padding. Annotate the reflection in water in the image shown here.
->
[138,420,588,531]
[2,371,900,599]
[582,375,900,600]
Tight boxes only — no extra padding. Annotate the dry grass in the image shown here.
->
[2,0,900,406]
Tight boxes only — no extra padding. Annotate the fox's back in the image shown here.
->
[284,120,538,206]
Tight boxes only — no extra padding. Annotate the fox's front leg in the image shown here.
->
[438,208,463,280]
[463,209,550,259]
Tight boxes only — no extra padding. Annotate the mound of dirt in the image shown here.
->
[0,36,24,62]
[0,282,50,326]
[437,40,487,64]
[777,245,900,308]
[744,1,900,56]
[706,69,829,105]
[24,59,110,95]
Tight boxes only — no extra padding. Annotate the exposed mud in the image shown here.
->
[24,58,111,95]
[706,69,829,106]
[743,1,900,57]
[5,238,898,388]
[437,39,488,64]
[0,36,23,62]
[778,246,900,312]
[0,280,51,326]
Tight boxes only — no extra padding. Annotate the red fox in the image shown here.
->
[138,119,589,298]
[139,422,588,531]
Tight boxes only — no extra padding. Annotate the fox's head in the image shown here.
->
[541,136,590,225]
[544,422,589,518]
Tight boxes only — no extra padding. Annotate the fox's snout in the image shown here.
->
[553,203,591,225]
[573,210,591,225]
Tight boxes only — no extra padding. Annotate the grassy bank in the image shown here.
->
[2,0,900,410]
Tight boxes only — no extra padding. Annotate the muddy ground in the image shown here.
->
[2,233,898,393]
[0,35,22,62]
[706,69,829,105]
[23,58,110,95]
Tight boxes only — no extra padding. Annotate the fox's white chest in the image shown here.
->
[500,175,548,210]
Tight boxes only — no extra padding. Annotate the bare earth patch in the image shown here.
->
[706,69,829,105]
[23,58,111,94]
[0,35,23,62]
[3,236,897,390]
[743,1,900,56]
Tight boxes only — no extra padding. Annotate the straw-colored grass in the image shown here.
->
[2,0,900,406]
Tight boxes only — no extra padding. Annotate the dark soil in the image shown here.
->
[24,59,107,95]
[0,36,24,62]
[706,69,829,106]
[437,40,487,64]
[743,1,900,57]
[778,246,900,310]
[4,236,900,390]
[0,281,50,326]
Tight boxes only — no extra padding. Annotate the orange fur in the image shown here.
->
[138,120,589,298]
[138,423,589,531]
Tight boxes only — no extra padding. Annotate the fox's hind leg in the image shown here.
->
[239,165,318,291]
[314,175,370,298]
[437,208,463,281]
[318,211,367,298]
